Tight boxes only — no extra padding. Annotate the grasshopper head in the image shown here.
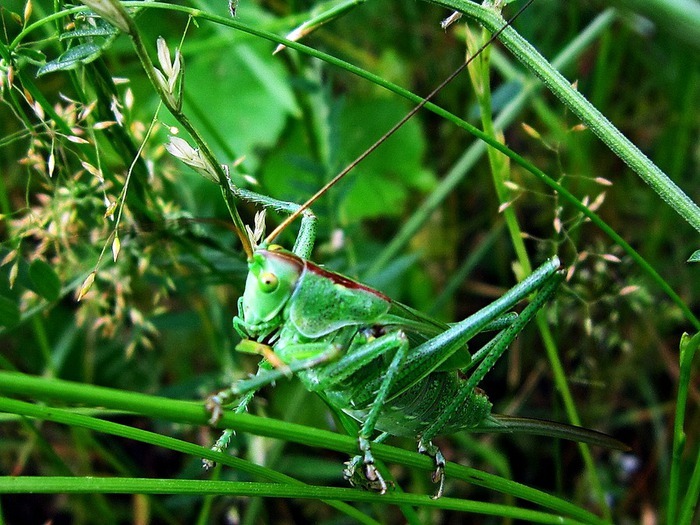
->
[241,246,303,331]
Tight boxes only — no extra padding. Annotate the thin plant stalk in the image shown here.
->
[0,476,598,524]
[0,370,611,524]
[76,0,253,258]
[423,0,700,234]
[465,24,610,519]
[668,332,700,524]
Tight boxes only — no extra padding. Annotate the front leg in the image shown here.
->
[203,343,340,470]
[205,367,269,426]
[205,340,278,427]
[202,390,259,470]
[206,342,342,425]
[228,185,317,259]
[203,361,274,470]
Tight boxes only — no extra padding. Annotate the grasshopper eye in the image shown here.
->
[259,272,279,293]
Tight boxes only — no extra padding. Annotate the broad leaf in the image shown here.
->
[37,42,104,76]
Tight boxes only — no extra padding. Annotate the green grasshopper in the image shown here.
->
[205,209,625,496]
[203,3,627,498]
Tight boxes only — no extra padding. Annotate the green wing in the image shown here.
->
[383,301,472,371]
[384,301,449,336]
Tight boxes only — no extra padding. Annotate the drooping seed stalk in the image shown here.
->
[78,0,254,259]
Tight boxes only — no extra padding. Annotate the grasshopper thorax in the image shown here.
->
[240,245,303,331]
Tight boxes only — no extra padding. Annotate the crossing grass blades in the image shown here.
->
[203,0,628,499]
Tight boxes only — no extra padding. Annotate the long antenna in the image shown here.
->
[265,0,535,245]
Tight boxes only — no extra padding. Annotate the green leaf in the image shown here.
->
[182,40,298,171]
[688,250,700,262]
[28,259,61,302]
[0,295,20,328]
[337,97,435,221]
[260,95,435,224]
[37,42,104,76]
[236,44,299,117]
[59,25,119,40]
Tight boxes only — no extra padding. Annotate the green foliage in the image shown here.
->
[0,0,699,523]
[37,19,120,76]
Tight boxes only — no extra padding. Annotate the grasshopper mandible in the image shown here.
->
[203,1,627,498]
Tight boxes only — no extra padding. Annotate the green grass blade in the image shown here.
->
[0,396,376,525]
[0,370,609,523]
[0,476,598,524]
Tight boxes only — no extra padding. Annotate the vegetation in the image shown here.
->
[0,0,698,523]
